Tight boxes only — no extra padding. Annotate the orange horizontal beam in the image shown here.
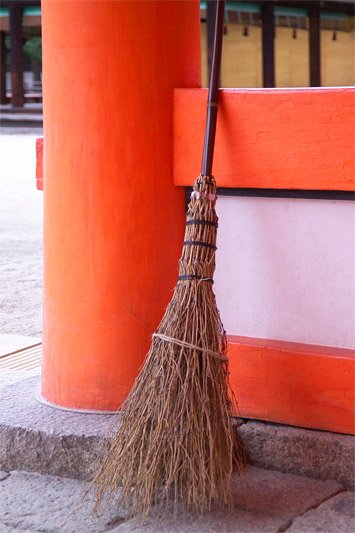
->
[37,89,354,192]
[173,88,355,191]
[228,336,354,435]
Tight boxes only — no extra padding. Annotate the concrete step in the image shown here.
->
[0,376,353,491]
[0,466,352,532]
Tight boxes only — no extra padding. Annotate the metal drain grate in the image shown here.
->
[0,344,42,371]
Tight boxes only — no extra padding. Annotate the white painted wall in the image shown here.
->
[214,196,355,349]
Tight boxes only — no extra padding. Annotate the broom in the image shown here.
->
[93,0,244,518]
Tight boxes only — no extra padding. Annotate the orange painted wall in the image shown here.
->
[229,336,354,435]
[174,87,355,191]
[41,0,201,410]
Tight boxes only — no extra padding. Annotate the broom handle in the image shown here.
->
[201,0,225,177]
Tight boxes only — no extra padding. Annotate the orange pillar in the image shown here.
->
[41,1,201,410]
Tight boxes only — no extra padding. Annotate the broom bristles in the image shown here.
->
[92,175,245,518]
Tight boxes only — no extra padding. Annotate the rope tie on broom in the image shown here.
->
[152,333,228,362]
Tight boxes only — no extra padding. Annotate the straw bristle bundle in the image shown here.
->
[93,175,245,519]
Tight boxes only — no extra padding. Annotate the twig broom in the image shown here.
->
[93,0,244,518]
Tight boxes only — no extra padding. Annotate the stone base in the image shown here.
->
[0,376,114,480]
[0,377,354,488]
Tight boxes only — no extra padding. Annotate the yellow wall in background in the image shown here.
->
[321,29,355,87]
[201,23,262,87]
[201,22,355,88]
[275,27,309,87]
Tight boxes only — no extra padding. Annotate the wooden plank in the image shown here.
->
[0,334,41,358]
[0,348,42,365]
[228,336,354,435]
[173,88,354,191]
[0,345,41,372]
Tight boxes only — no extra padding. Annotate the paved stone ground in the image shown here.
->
[0,127,43,336]
[0,466,353,532]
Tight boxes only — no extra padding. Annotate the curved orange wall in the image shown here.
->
[41,0,201,410]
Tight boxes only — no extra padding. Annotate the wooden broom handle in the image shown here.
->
[201,0,225,177]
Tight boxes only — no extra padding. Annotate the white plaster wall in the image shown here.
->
[214,196,355,349]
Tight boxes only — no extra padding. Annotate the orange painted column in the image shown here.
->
[41,1,201,410]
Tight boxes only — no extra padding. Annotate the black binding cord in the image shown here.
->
[183,241,217,250]
[186,219,218,227]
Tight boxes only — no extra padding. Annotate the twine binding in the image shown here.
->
[152,333,228,362]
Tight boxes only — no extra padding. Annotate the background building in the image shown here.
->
[0,1,354,108]
[201,1,354,87]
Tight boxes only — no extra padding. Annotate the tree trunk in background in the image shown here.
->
[9,4,24,107]
[0,32,7,104]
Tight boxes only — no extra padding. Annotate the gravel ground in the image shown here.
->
[0,127,43,336]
